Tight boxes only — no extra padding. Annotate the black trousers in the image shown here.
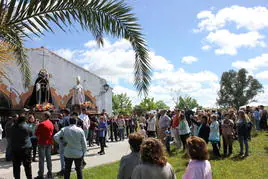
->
[113,128,118,141]
[88,129,93,146]
[130,126,135,134]
[223,135,233,155]
[180,134,190,150]
[30,138,38,160]
[126,126,130,137]
[64,157,83,179]
[147,131,156,138]
[110,126,114,141]
[212,142,221,157]
[99,137,105,152]
[12,148,32,179]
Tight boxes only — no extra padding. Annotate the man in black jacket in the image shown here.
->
[11,116,32,179]
[5,114,18,161]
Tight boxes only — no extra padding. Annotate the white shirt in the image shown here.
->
[147,117,156,132]
[79,113,90,130]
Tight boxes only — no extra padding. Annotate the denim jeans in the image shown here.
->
[119,128,124,140]
[238,136,249,155]
[256,120,260,131]
[58,142,65,171]
[64,157,83,179]
[37,145,52,177]
[84,129,88,141]
[165,136,172,153]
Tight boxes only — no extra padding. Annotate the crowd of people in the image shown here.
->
[117,105,267,179]
[0,104,267,179]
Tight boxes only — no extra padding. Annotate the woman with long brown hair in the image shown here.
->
[131,138,176,179]
[183,136,212,179]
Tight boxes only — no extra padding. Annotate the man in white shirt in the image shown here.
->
[79,108,90,140]
[54,117,87,179]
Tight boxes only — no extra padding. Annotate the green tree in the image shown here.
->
[217,68,263,109]
[155,100,169,110]
[112,93,132,115]
[0,0,151,93]
[176,96,199,110]
[133,105,146,116]
[139,97,157,111]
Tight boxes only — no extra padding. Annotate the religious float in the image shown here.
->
[26,69,98,119]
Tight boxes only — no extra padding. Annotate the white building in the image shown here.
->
[0,47,112,115]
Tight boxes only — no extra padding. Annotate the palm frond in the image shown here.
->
[1,0,151,95]
[0,27,31,87]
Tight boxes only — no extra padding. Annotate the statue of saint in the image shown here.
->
[72,76,85,105]
[28,69,53,107]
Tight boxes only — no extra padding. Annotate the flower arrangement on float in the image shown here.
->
[81,101,94,108]
[34,103,55,111]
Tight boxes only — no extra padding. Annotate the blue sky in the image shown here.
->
[25,0,268,107]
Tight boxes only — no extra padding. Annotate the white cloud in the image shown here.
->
[256,71,268,80]
[254,85,268,106]
[151,68,219,107]
[201,45,211,51]
[206,30,265,55]
[113,86,141,105]
[196,6,268,55]
[181,56,199,64]
[54,39,219,108]
[232,53,268,71]
[150,52,174,71]
[84,41,97,48]
[197,6,268,32]
[54,39,174,85]
[54,49,82,60]
[153,68,218,84]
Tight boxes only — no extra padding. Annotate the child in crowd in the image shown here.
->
[183,136,212,179]
[222,114,234,156]
[209,115,221,157]
[165,127,172,154]
[138,123,147,138]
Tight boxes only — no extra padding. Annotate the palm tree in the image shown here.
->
[0,0,151,94]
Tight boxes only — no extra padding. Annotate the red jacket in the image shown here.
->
[35,119,54,145]
[172,114,180,128]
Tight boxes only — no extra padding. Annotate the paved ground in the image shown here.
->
[0,139,130,179]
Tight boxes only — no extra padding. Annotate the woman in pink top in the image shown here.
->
[183,136,212,179]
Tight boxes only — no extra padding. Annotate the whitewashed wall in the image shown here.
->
[2,48,112,114]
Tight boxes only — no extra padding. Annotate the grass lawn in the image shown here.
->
[69,131,268,179]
